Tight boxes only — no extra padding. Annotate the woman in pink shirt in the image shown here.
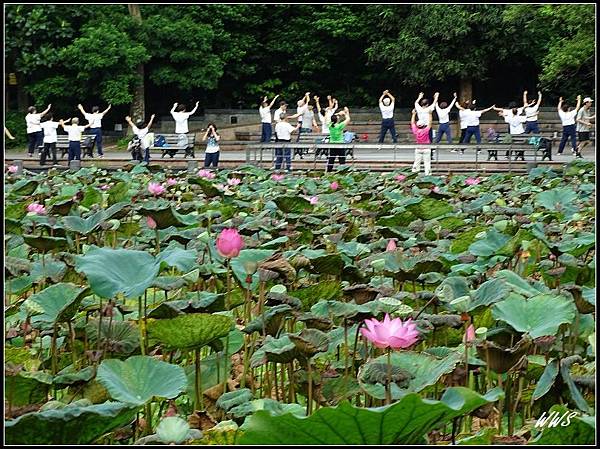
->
[410,109,433,176]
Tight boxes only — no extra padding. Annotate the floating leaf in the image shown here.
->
[147,314,233,350]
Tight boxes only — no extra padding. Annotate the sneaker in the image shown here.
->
[450,149,458,153]
[98,155,104,159]
[28,153,34,158]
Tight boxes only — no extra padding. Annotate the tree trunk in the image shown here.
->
[17,82,28,111]
[459,77,473,104]
[128,4,145,124]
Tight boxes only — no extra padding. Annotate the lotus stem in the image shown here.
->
[195,348,203,411]
[273,362,279,401]
[307,359,313,415]
[68,320,77,369]
[154,229,160,253]
[138,296,145,356]
[222,334,230,395]
[144,403,152,436]
[343,318,349,379]
[226,259,232,310]
[51,323,58,375]
[385,348,392,405]
[97,297,103,353]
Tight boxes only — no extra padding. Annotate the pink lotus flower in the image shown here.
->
[227,177,241,186]
[272,174,285,182]
[432,186,441,193]
[330,181,339,191]
[99,184,110,191]
[216,228,245,258]
[309,196,318,205]
[361,314,419,350]
[27,203,46,215]
[148,182,165,196]
[198,169,216,179]
[386,239,397,251]
[465,177,481,186]
[146,216,157,229]
[464,324,475,343]
[395,174,406,182]
[8,165,18,173]
[166,178,177,186]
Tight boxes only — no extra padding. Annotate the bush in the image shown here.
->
[5,110,28,150]
[116,137,131,150]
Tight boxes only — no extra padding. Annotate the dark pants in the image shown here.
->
[261,123,272,143]
[295,127,312,158]
[435,122,452,143]
[88,127,103,155]
[144,146,151,163]
[557,124,577,154]
[326,147,346,172]
[68,141,81,161]
[379,118,398,143]
[204,151,220,168]
[28,131,43,155]
[275,139,291,170]
[524,121,540,134]
[463,126,482,144]
[40,142,57,165]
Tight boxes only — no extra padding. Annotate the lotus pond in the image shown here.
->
[4,161,596,445]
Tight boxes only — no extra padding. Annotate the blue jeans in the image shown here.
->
[144,146,150,163]
[557,124,577,153]
[275,141,291,170]
[88,127,103,155]
[463,126,481,144]
[435,122,452,143]
[68,141,81,161]
[379,118,398,143]
[524,121,540,134]
[28,131,43,155]
[204,151,220,167]
[261,123,272,143]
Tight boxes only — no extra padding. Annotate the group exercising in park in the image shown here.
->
[15,89,594,174]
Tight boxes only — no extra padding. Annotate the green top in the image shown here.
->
[329,122,346,143]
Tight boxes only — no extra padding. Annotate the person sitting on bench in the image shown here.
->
[125,114,156,163]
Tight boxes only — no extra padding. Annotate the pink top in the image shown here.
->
[410,123,431,144]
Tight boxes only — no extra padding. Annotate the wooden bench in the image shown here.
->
[38,135,97,159]
[149,134,196,158]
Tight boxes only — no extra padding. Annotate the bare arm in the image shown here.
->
[40,104,52,116]
[455,102,465,111]
[314,96,322,114]
[78,104,87,115]
[481,105,496,114]
[342,107,351,126]
[327,95,333,109]
[448,92,458,109]
[432,92,439,108]
[414,92,424,110]
[523,91,528,108]
[387,91,395,103]
[202,128,210,141]
[268,94,279,109]
[171,102,178,113]
[379,90,387,104]
[4,127,15,139]
[557,97,563,112]
[147,114,156,129]
[189,101,199,115]
[492,106,504,112]
[331,100,339,114]
[411,109,417,126]
[102,104,112,116]
[537,91,542,107]
[574,95,582,112]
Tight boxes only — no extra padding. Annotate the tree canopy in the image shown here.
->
[5,4,595,113]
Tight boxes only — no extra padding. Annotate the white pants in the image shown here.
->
[412,148,432,175]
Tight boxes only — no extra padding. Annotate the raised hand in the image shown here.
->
[434,92,440,98]
[411,109,416,114]
[453,92,458,98]
[383,90,389,95]
[577,95,581,100]
[538,91,542,96]
[195,101,199,106]
[125,116,131,121]
[418,92,424,99]
[559,97,563,102]
[78,103,83,108]
[173,102,178,107]
[327,95,332,100]
[524,90,528,96]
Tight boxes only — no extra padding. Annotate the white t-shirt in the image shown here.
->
[435,105,453,124]
[318,112,330,134]
[296,104,308,123]
[259,106,271,124]
[380,102,394,119]
[504,114,527,135]
[41,121,59,143]
[502,107,524,117]
[64,125,86,141]
[85,112,103,128]
[558,109,578,126]
[273,107,285,123]
[459,110,468,129]
[171,111,192,134]
[275,122,295,141]
[26,113,42,133]
[463,110,483,127]
[525,103,540,122]
[416,104,435,126]
[132,125,150,149]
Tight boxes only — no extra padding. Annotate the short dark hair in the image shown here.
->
[42,113,53,122]
[508,101,517,109]
[92,106,100,113]
[207,122,218,132]
[330,114,339,124]
[28,106,36,114]
[136,120,146,129]
[420,99,429,107]
[440,101,448,109]
[279,100,287,107]
[177,104,186,112]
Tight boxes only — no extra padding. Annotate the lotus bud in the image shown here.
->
[146,216,157,229]
[386,239,397,252]
[463,324,476,343]
[216,228,244,258]
[330,181,339,190]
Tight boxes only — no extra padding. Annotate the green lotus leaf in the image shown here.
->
[188,176,222,197]
[216,388,253,412]
[156,246,197,272]
[468,229,511,257]
[139,203,198,229]
[63,210,107,235]
[468,278,509,311]
[23,283,90,325]
[321,376,362,405]
[231,249,276,291]
[155,416,195,444]
[529,405,595,445]
[86,319,140,355]
[405,197,453,220]
[273,195,313,214]
[288,280,342,311]
[147,292,225,318]
[96,356,187,406]
[30,256,67,283]
[532,359,559,401]
[535,188,578,217]
[492,293,576,338]
[5,371,51,407]
[250,335,298,367]
[239,387,503,445]
[107,181,131,205]
[53,366,96,386]
[147,313,233,350]
[289,328,330,359]
[10,179,39,196]
[4,401,138,444]
[303,250,345,276]
[22,235,69,252]
[75,247,160,299]
[449,226,487,254]
[494,270,550,298]
[81,186,103,208]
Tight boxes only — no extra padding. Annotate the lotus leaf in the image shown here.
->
[147,313,233,349]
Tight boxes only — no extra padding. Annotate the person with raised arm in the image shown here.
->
[556,95,582,156]
[171,100,199,140]
[455,101,496,147]
[415,92,438,142]
[575,97,594,158]
[497,105,528,160]
[274,114,300,172]
[59,117,90,162]
[5,127,16,140]
[125,114,156,162]
[378,90,397,143]
[259,94,279,143]
[26,103,51,157]
[315,95,339,136]
[523,90,543,134]
[40,113,70,166]
[410,108,433,176]
[326,107,351,172]
[434,92,458,144]
[202,122,221,168]
[78,103,111,158]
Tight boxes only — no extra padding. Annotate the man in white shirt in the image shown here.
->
[415,92,438,141]
[259,94,279,143]
[274,114,300,171]
[557,95,582,155]
[78,103,111,157]
[272,101,288,140]
[455,101,495,146]
[523,91,542,134]
[171,101,199,135]
[26,104,51,157]
[378,90,397,143]
[575,97,595,158]
[434,92,458,143]
[60,117,90,162]
[40,113,67,166]
[499,107,528,160]
[125,114,156,162]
